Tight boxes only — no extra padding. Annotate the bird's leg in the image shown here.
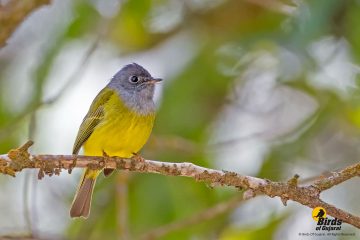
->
[132,152,145,163]
[68,157,77,174]
[101,150,110,168]
[102,150,115,176]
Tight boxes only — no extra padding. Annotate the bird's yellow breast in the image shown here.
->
[83,93,155,157]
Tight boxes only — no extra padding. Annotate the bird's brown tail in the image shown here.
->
[70,169,99,218]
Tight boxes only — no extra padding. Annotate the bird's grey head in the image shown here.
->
[107,63,162,114]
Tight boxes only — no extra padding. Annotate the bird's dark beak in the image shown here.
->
[146,77,162,84]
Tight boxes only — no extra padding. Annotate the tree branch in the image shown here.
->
[138,172,338,239]
[1,141,360,229]
[0,0,51,48]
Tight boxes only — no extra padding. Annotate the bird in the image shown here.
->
[315,209,325,219]
[70,63,162,218]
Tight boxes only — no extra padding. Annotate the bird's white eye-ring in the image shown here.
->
[129,75,139,83]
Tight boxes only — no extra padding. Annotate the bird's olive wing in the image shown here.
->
[72,87,114,154]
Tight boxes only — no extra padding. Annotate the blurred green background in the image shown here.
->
[1,0,360,239]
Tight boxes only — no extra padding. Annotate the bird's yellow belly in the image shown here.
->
[83,97,155,158]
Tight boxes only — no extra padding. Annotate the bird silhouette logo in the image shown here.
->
[312,207,327,221]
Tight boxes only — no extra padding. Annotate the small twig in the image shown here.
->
[312,165,360,192]
[139,170,349,239]
[23,111,37,237]
[22,170,32,236]
[116,172,130,240]
[139,195,244,240]
[1,141,360,229]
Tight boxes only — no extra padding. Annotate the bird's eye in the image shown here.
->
[129,75,139,83]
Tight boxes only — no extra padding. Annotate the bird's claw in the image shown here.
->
[132,152,145,163]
